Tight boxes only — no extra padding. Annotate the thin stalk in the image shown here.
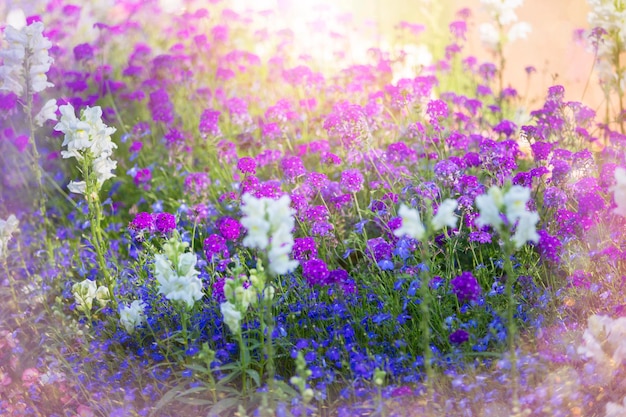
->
[502,239,520,413]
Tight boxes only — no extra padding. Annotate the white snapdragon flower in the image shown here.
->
[475,185,539,249]
[508,21,532,42]
[34,99,58,126]
[611,167,626,217]
[6,9,26,30]
[95,285,110,306]
[240,194,271,250]
[72,279,97,311]
[220,301,242,335]
[120,300,146,334]
[67,180,87,195]
[431,198,459,231]
[54,103,117,193]
[578,315,626,374]
[0,21,53,96]
[154,252,204,309]
[511,211,540,249]
[479,23,500,51]
[502,185,531,223]
[0,214,19,260]
[394,204,426,241]
[240,193,298,275]
[475,186,504,229]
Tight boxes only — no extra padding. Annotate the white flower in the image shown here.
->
[611,167,626,217]
[240,194,271,250]
[508,21,532,42]
[0,21,53,95]
[0,214,19,260]
[6,9,26,30]
[606,397,626,417]
[475,186,504,229]
[67,181,86,195]
[55,103,117,193]
[503,185,531,223]
[220,301,242,335]
[120,300,146,334]
[479,23,500,50]
[240,193,299,275]
[394,204,426,241]
[92,156,117,185]
[95,285,110,306]
[72,279,97,311]
[511,210,540,249]
[577,314,626,374]
[34,99,58,126]
[431,199,458,231]
[154,251,203,309]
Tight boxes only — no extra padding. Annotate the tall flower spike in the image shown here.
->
[54,103,118,193]
[240,193,298,276]
[0,21,54,96]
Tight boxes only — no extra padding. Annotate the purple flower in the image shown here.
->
[199,109,221,136]
[449,329,469,345]
[73,43,94,61]
[184,172,210,197]
[302,259,330,286]
[237,157,256,174]
[133,168,152,186]
[280,156,306,181]
[426,99,449,120]
[218,217,241,241]
[204,234,229,261]
[129,212,155,233]
[292,237,318,260]
[340,169,364,193]
[149,88,174,125]
[155,213,176,234]
[451,271,481,303]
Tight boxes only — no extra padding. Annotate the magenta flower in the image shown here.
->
[155,213,176,234]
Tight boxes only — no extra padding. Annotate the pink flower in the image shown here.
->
[21,367,40,387]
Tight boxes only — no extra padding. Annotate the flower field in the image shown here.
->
[2,0,626,416]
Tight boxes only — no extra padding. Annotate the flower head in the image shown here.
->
[431,199,459,231]
[394,204,426,241]
[120,300,146,334]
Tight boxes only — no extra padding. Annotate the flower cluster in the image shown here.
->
[71,279,110,312]
[475,185,539,249]
[240,193,298,276]
[0,21,53,96]
[54,104,117,194]
[153,235,203,309]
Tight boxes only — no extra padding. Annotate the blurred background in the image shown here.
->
[1,0,601,110]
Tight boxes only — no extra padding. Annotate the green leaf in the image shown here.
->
[245,369,260,386]
[206,397,240,417]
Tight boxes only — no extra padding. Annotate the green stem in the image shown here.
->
[502,239,519,413]
[238,331,249,396]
